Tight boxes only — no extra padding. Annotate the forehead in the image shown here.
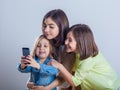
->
[38,38,49,44]
[44,18,56,25]
[67,31,74,37]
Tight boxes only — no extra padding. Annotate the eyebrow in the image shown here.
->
[38,42,49,45]
[48,24,55,26]
[43,22,54,26]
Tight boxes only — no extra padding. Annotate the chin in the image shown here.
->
[47,37,54,40]
[66,50,72,53]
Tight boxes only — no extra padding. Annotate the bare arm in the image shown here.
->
[50,60,75,87]
[57,64,75,86]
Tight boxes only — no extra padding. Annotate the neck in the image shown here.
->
[39,58,46,63]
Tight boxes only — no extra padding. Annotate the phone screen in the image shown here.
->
[22,47,30,56]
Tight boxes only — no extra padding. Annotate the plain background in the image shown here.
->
[0,0,120,90]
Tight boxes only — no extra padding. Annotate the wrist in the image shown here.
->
[20,64,26,69]
[58,63,63,70]
[45,83,54,90]
[45,86,49,90]
[36,63,40,70]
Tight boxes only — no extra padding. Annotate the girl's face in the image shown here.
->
[42,17,59,40]
[65,31,77,53]
[36,38,50,61]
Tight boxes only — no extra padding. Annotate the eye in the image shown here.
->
[37,45,41,47]
[49,25,55,29]
[69,38,72,42]
[44,44,48,48]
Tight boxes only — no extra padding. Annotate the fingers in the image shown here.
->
[31,86,37,89]
[27,82,35,90]
[21,60,29,65]
[21,56,31,64]
[21,56,26,59]
[26,55,32,60]
[51,59,56,61]
[25,59,31,63]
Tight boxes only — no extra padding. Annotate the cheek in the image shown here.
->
[56,30,59,35]
[53,29,59,36]
[53,32,59,38]
[73,46,77,51]
[47,49,50,55]
[35,49,39,54]
[72,43,77,50]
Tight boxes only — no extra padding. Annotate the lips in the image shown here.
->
[45,33,51,36]
[39,51,45,54]
[45,34,51,38]
[66,45,70,49]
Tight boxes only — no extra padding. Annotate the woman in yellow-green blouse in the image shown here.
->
[50,24,120,90]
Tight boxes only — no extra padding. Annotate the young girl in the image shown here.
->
[18,35,58,90]
[50,24,120,90]
[29,9,76,90]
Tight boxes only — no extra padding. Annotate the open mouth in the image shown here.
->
[39,51,45,54]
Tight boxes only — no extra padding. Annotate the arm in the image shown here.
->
[30,78,61,90]
[25,55,40,70]
[50,60,75,87]
[57,64,75,86]
[17,56,32,73]
[26,56,58,75]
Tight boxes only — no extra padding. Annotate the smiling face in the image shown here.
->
[42,17,59,40]
[65,31,77,53]
[35,38,51,61]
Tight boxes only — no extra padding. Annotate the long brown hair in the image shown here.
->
[68,24,98,60]
[42,9,69,47]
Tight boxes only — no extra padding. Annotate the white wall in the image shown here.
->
[0,0,120,90]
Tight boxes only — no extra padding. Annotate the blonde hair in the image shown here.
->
[31,35,53,58]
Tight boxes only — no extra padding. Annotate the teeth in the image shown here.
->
[40,52,45,53]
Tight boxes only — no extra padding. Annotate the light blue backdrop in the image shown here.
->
[0,0,120,90]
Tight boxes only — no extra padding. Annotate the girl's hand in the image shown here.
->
[32,86,48,90]
[27,82,34,89]
[50,59,61,69]
[25,55,40,70]
[20,56,28,69]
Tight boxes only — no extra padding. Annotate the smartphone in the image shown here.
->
[22,47,30,57]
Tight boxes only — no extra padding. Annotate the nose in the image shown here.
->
[44,26,49,33]
[65,39,68,45]
[38,45,44,50]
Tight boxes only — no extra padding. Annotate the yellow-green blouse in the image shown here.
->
[72,52,120,90]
